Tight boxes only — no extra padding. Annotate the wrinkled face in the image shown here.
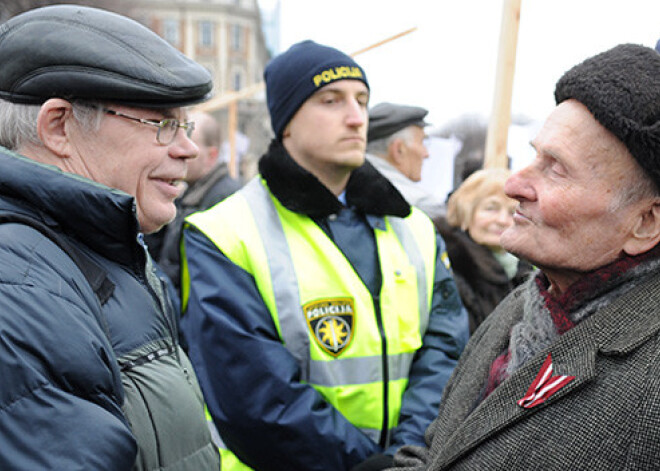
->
[283,80,369,179]
[501,100,644,288]
[76,105,198,234]
[468,193,516,250]
[397,125,429,182]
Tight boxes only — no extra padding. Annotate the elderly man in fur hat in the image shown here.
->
[392,43,660,470]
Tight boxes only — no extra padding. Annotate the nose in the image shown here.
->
[345,98,367,127]
[169,129,199,161]
[504,167,536,202]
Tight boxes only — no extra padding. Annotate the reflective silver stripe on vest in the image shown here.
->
[308,352,415,386]
[388,217,430,338]
[242,179,427,387]
[242,179,312,379]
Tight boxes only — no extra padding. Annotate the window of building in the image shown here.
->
[233,70,243,91]
[231,24,242,51]
[163,19,180,47]
[199,20,214,47]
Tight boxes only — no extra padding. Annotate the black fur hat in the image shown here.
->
[555,44,660,189]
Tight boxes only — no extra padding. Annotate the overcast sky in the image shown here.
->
[259,0,659,128]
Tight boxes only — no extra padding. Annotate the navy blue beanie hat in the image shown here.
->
[264,40,369,139]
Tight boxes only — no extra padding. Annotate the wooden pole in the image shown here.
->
[350,27,417,57]
[483,0,522,169]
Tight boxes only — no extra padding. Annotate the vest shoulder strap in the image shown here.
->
[0,213,115,306]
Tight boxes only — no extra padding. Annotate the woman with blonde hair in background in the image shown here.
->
[437,168,534,333]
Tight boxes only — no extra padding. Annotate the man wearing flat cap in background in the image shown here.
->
[367,103,446,223]
[393,43,660,470]
[0,5,220,470]
[181,40,468,471]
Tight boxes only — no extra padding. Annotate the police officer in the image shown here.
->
[181,40,469,471]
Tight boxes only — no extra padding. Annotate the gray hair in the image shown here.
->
[367,125,415,156]
[609,163,659,211]
[0,99,105,150]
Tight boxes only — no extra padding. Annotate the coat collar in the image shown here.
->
[180,162,231,207]
[258,139,410,218]
[434,271,660,468]
[0,147,142,266]
[437,218,512,284]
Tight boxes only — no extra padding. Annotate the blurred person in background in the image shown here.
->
[436,168,534,333]
[366,102,445,222]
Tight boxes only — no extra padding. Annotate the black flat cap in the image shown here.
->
[0,4,213,108]
[368,102,429,142]
[555,43,660,190]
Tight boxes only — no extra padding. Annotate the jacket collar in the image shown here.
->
[0,147,142,266]
[437,218,512,284]
[258,139,410,218]
[180,162,230,208]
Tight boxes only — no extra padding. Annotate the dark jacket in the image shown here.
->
[437,218,533,333]
[393,272,660,470]
[0,149,220,470]
[146,161,241,292]
[181,141,469,470]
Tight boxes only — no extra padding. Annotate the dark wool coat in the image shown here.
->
[436,218,533,333]
[392,272,660,470]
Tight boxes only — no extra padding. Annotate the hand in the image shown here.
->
[350,453,395,471]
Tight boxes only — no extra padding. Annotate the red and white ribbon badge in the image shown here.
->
[517,353,575,409]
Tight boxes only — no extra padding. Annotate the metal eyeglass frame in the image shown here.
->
[102,108,195,145]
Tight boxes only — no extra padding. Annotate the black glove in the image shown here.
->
[350,453,395,471]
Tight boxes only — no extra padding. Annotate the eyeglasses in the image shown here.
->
[103,108,195,145]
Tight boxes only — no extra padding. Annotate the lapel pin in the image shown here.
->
[517,353,575,409]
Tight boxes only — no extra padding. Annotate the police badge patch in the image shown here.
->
[303,298,355,357]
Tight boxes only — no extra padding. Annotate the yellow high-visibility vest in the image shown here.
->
[184,177,436,470]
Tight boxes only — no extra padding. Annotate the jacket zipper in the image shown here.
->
[372,293,390,449]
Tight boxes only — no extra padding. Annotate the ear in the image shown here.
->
[36,98,75,158]
[388,138,405,164]
[207,145,221,168]
[623,202,660,256]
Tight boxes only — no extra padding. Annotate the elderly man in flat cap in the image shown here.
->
[392,43,660,470]
[181,40,468,471]
[366,103,445,222]
[0,5,220,470]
